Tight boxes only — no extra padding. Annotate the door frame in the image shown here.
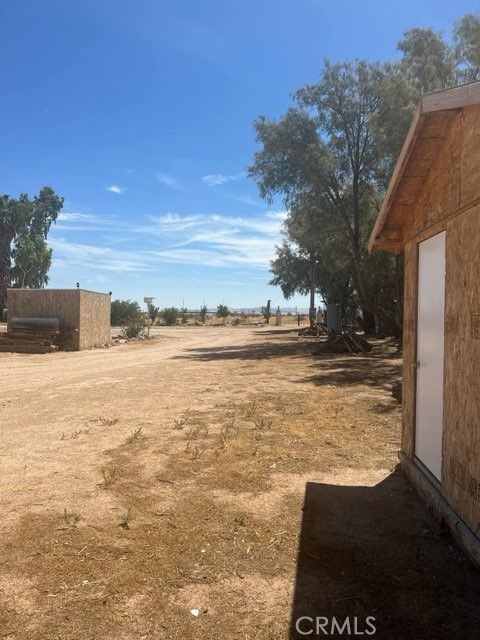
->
[412,230,446,483]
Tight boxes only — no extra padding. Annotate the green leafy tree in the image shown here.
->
[162,307,179,326]
[270,242,311,300]
[369,64,419,182]
[147,303,160,324]
[199,305,208,323]
[283,197,338,326]
[216,304,230,323]
[250,60,401,332]
[270,226,354,322]
[11,234,53,289]
[111,299,142,326]
[398,28,454,93]
[453,13,480,82]
[0,187,63,309]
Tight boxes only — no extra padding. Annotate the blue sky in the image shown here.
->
[1,1,478,309]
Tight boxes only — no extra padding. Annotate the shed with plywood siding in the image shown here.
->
[369,80,480,568]
[6,288,111,350]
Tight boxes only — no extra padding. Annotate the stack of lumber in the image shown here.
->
[0,317,60,353]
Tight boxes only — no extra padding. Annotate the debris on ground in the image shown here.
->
[112,333,156,345]
[314,330,372,354]
[0,317,62,353]
[297,323,327,337]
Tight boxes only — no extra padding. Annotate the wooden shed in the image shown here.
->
[369,81,480,566]
[6,288,111,351]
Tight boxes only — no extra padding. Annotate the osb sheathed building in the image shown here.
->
[7,288,110,350]
[369,81,480,566]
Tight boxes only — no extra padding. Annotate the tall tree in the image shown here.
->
[250,108,329,204]
[453,13,480,82]
[295,60,382,313]
[0,187,63,310]
[370,64,419,182]
[252,12,480,337]
[270,234,354,318]
[284,202,322,326]
[250,60,406,333]
[398,28,454,92]
[270,242,311,300]
[11,234,53,289]
[282,196,353,325]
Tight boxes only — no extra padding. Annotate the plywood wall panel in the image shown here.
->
[407,115,461,240]
[7,289,81,349]
[443,205,480,534]
[460,106,480,208]
[78,290,111,350]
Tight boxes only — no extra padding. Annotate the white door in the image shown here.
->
[415,231,446,481]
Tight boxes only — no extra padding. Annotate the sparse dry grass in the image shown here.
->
[125,426,143,444]
[0,328,479,639]
[101,466,119,488]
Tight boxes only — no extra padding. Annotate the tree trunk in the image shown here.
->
[0,227,14,314]
[308,252,316,328]
[352,248,401,337]
[350,153,402,337]
[361,307,376,335]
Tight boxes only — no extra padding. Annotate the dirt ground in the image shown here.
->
[0,326,479,640]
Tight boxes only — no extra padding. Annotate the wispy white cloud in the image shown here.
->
[142,211,286,238]
[226,193,266,209]
[156,172,182,191]
[106,185,125,194]
[49,238,151,273]
[58,212,95,222]
[138,210,286,268]
[50,209,287,274]
[201,172,244,187]
[202,174,233,187]
[54,211,116,232]
[140,213,201,233]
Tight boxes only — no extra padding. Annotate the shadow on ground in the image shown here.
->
[253,328,305,336]
[298,350,401,392]
[172,338,314,362]
[290,470,480,640]
[173,336,401,393]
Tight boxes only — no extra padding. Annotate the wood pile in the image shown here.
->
[314,331,372,354]
[298,323,327,337]
[54,327,79,351]
[0,317,61,353]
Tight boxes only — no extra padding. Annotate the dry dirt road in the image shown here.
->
[1,326,479,640]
